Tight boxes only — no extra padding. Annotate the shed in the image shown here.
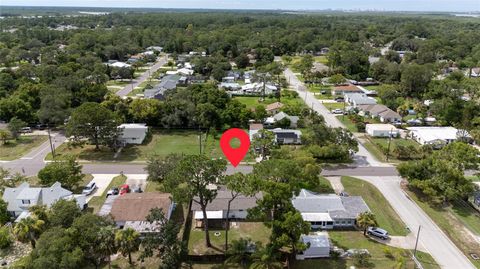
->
[296,232,331,260]
[365,124,399,138]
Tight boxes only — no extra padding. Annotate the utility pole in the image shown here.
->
[414,225,421,257]
[386,128,393,161]
[342,99,346,121]
[198,131,202,155]
[47,127,55,159]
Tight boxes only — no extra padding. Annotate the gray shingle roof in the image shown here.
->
[191,188,262,212]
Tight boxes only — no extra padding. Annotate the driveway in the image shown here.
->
[357,176,475,269]
[98,195,118,216]
[87,174,116,202]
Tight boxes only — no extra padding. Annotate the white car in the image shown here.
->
[331,109,344,114]
[82,181,97,196]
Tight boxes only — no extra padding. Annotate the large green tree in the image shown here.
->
[115,228,141,265]
[37,156,83,190]
[67,102,120,150]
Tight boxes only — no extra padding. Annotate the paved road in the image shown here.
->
[358,176,475,269]
[283,67,390,167]
[115,55,169,97]
[0,132,66,177]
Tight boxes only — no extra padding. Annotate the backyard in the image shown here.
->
[0,135,48,160]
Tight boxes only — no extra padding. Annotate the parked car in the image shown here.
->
[334,97,344,102]
[106,187,119,197]
[82,181,97,196]
[119,184,130,195]
[332,109,344,114]
[20,127,32,133]
[367,227,389,240]
[132,186,143,193]
[35,124,48,130]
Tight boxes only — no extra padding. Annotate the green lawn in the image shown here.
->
[88,175,126,214]
[47,129,254,162]
[341,176,407,236]
[234,93,306,111]
[362,137,421,163]
[405,189,480,268]
[322,102,345,111]
[336,115,359,132]
[0,135,48,160]
[188,222,271,255]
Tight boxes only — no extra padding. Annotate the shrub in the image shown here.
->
[0,226,13,249]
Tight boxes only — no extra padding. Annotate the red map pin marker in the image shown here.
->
[220,128,250,167]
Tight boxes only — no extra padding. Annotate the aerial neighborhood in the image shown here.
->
[0,4,479,269]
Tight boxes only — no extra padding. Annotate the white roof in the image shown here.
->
[407,127,465,143]
[109,62,131,68]
[300,213,333,222]
[366,124,398,131]
[118,123,148,129]
[301,233,330,248]
[194,210,224,219]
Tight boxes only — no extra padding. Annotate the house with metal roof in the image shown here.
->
[292,189,370,230]
[406,127,471,147]
[264,112,300,128]
[344,93,377,107]
[191,187,262,228]
[296,232,331,260]
[144,74,180,100]
[3,182,86,222]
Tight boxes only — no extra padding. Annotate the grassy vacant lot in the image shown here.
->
[362,137,421,163]
[88,175,126,214]
[49,129,254,162]
[106,80,130,93]
[336,115,378,133]
[405,189,480,268]
[341,176,407,236]
[188,222,271,255]
[322,102,345,111]
[0,135,48,160]
[234,94,306,111]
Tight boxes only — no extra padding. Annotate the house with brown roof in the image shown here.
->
[266,102,284,114]
[332,85,363,96]
[358,104,401,123]
[191,187,262,228]
[110,192,174,233]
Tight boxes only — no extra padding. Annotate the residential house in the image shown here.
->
[146,46,163,52]
[177,68,194,76]
[144,74,180,100]
[365,124,399,138]
[249,124,302,145]
[234,83,278,96]
[118,123,148,145]
[107,61,131,68]
[467,67,480,78]
[331,85,363,96]
[292,189,370,230]
[110,193,174,234]
[191,187,262,228]
[3,182,87,221]
[265,102,284,114]
[219,82,241,90]
[344,93,377,107]
[296,232,331,260]
[264,112,299,128]
[407,127,471,147]
[222,76,236,83]
[188,75,207,84]
[358,104,401,123]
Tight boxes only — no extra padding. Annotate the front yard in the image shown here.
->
[47,129,254,162]
[0,135,48,160]
[234,94,306,111]
[341,176,408,236]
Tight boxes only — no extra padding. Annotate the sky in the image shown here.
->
[1,0,479,12]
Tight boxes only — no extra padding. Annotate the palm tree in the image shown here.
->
[356,211,378,236]
[98,226,117,269]
[115,228,140,265]
[249,247,283,269]
[225,238,253,268]
[13,216,44,248]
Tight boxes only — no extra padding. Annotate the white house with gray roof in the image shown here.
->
[3,182,86,222]
[292,189,370,230]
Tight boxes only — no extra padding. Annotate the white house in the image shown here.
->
[264,112,300,128]
[191,188,262,228]
[407,127,471,147]
[365,124,399,138]
[296,232,331,260]
[118,123,148,145]
[107,61,131,68]
[3,182,86,221]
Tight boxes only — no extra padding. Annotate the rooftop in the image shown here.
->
[110,192,172,222]
[366,124,398,131]
[191,188,262,212]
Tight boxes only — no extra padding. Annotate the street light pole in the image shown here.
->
[386,128,393,161]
